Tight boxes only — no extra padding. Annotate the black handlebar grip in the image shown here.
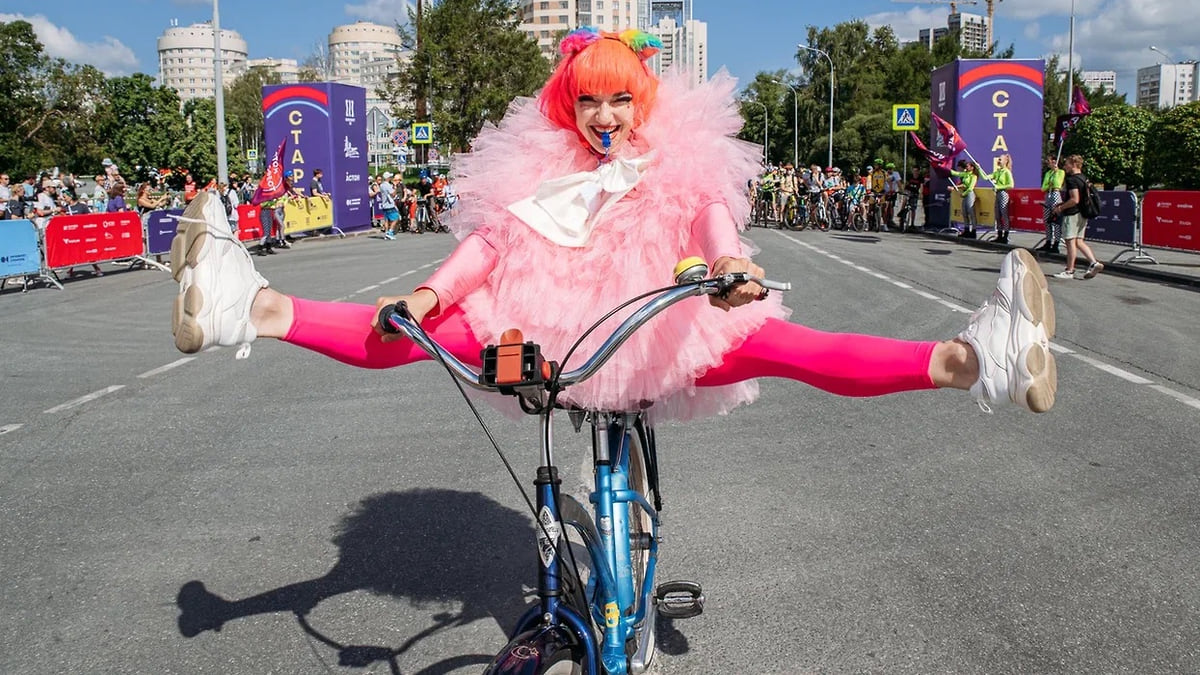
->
[377,301,409,334]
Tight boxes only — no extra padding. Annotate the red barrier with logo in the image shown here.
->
[43,212,144,268]
[1008,188,1046,233]
[236,204,263,242]
[1142,191,1200,252]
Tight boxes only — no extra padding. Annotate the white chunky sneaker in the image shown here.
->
[959,249,1057,413]
[170,191,268,359]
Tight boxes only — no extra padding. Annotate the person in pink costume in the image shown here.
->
[169,27,1057,417]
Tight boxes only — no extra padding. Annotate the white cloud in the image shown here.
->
[344,0,411,25]
[863,7,949,43]
[0,13,139,75]
[1042,0,1197,90]
[1023,21,1040,40]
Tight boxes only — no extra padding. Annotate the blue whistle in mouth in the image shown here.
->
[601,131,611,151]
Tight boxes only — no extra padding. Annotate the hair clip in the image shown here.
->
[560,26,602,57]
[616,29,662,61]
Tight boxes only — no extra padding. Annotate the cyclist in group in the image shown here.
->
[844,174,867,228]
[757,166,779,223]
[868,162,888,231]
[169,26,1057,419]
[884,162,901,228]
[777,164,798,227]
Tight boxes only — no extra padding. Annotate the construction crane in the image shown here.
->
[893,0,1002,53]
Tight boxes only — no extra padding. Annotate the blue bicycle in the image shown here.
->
[380,258,790,674]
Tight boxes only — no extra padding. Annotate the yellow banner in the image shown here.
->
[282,196,335,235]
[950,187,996,227]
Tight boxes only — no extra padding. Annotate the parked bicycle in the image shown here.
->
[379,258,790,674]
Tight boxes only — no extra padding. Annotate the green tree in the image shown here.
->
[178,98,243,182]
[736,71,791,166]
[1062,105,1154,189]
[1144,101,1200,189]
[99,74,188,180]
[383,0,550,154]
[225,67,283,158]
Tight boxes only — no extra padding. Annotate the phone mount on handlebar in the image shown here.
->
[481,329,557,404]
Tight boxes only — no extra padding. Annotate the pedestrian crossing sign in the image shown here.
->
[892,104,919,131]
[412,122,433,145]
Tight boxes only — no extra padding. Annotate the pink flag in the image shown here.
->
[931,112,967,157]
[1071,86,1092,115]
[251,139,288,206]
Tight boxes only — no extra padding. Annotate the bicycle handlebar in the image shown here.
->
[377,264,790,394]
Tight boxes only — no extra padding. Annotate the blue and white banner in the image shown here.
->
[0,220,42,278]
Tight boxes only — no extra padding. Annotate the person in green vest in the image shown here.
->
[987,153,1015,244]
[1040,155,1066,253]
[949,159,983,239]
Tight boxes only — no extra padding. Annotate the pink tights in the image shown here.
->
[283,298,937,398]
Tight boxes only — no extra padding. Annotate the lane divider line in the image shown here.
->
[138,357,195,379]
[44,386,125,414]
[1069,354,1154,384]
[1148,385,1200,411]
[355,284,380,294]
[0,424,22,436]
[771,230,1198,413]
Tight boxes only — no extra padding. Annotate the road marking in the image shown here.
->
[1068,354,1153,384]
[138,357,195,379]
[1149,385,1200,411]
[44,386,125,414]
[381,276,400,284]
[204,346,222,353]
[771,229,1200,414]
[0,424,22,436]
[355,284,380,294]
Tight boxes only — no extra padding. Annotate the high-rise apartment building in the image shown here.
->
[646,16,707,85]
[328,21,410,169]
[247,58,300,84]
[516,0,639,57]
[156,21,248,102]
[917,12,989,54]
[515,0,705,81]
[1081,70,1116,94]
[1136,62,1197,109]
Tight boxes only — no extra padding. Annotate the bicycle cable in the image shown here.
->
[400,315,590,615]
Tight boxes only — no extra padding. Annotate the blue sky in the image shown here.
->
[2,0,1195,100]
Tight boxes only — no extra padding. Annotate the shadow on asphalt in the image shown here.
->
[830,234,881,243]
[922,248,953,255]
[175,488,534,673]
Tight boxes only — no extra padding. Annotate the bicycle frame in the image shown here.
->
[381,266,789,674]
[498,410,660,675]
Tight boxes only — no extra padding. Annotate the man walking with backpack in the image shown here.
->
[1050,154,1103,280]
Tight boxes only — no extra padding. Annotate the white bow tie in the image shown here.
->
[508,152,656,247]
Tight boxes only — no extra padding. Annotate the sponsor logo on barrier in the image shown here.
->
[1180,203,1194,209]
[345,198,362,207]
[344,99,356,123]
[345,173,361,182]
[1157,202,1172,208]
[1181,235,1193,240]
[1160,218,1175,224]
[343,136,360,159]
[63,238,81,244]
[1,254,29,263]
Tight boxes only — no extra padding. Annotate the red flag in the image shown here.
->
[1070,86,1091,115]
[930,112,967,157]
[909,132,955,174]
[251,139,288,205]
[202,179,217,191]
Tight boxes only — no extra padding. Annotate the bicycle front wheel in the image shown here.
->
[624,423,656,664]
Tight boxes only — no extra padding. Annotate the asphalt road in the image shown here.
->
[2,227,1199,674]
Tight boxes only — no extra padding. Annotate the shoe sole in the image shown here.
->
[1010,249,1057,412]
[170,193,214,353]
[1084,263,1104,279]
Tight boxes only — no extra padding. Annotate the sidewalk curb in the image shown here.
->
[922,231,1200,290]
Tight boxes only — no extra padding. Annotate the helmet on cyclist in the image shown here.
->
[873,158,882,165]
[886,162,896,169]
[865,165,873,172]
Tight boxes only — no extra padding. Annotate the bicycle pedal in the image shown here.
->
[655,580,704,619]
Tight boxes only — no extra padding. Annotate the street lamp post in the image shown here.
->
[1066,0,1075,110]
[213,0,228,185]
[746,99,768,166]
[799,44,834,169]
[771,78,799,168]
